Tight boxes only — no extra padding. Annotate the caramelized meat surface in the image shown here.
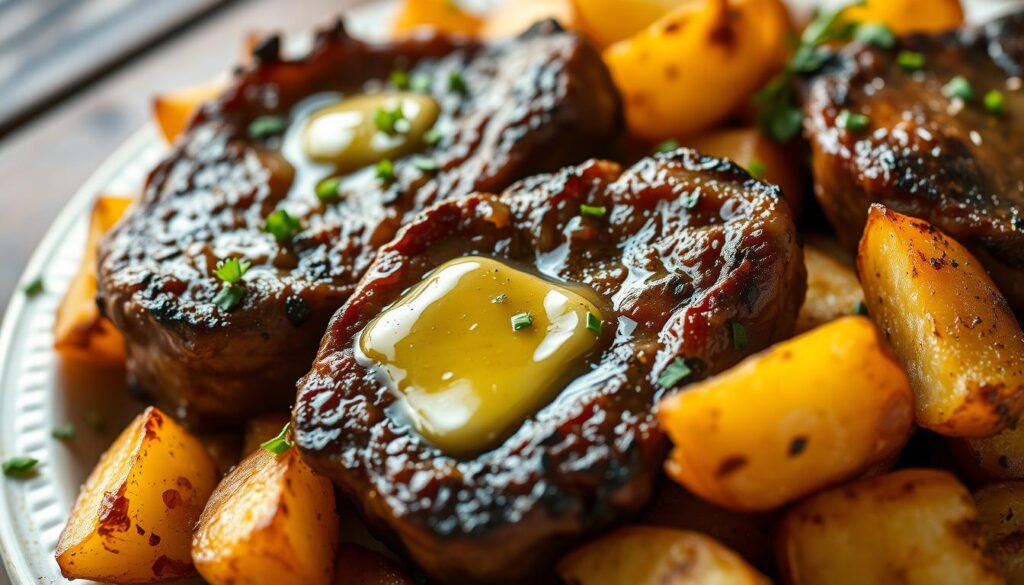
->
[804,11,1024,309]
[294,150,805,584]
[96,20,621,425]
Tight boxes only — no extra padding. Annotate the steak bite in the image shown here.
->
[803,11,1024,310]
[294,150,806,584]
[96,20,621,426]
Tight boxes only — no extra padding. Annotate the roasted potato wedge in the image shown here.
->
[858,205,1024,436]
[843,0,964,34]
[56,407,218,583]
[335,543,416,585]
[558,526,769,585]
[795,239,864,334]
[54,195,132,365]
[192,446,339,585]
[777,469,1004,585]
[658,316,913,511]
[953,425,1024,483]
[481,0,575,39]
[603,0,790,140]
[392,0,482,37]
[153,81,224,144]
[975,481,1024,584]
[572,0,676,48]
[241,412,291,454]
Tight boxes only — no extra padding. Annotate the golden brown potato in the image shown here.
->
[54,195,132,365]
[335,543,416,585]
[392,0,482,37]
[976,481,1024,584]
[858,205,1024,437]
[777,469,1004,585]
[602,0,791,140]
[192,446,339,585]
[481,0,575,39]
[56,407,218,583]
[685,126,804,218]
[658,316,913,511]
[572,0,676,48]
[558,526,769,585]
[152,81,224,144]
[241,412,291,454]
[795,240,865,334]
[952,425,1024,483]
[843,0,964,34]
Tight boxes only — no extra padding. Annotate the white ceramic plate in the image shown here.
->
[1,1,1021,583]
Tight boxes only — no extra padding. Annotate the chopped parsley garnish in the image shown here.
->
[213,285,246,312]
[731,321,748,350]
[374,104,406,135]
[448,71,468,94]
[942,75,974,101]
[248,115,288,139]
[985,90,1006,115]
[654,139,680,154]
[511,312,533,331]
[586,312,603,335]
[837,109,869,131]
[414,157,440,173]
[316,177,341,201]
[390,69,410,90]
[423,127,443,147]
[375,158,396,182]
[22,277,43,297]
[897,50,925,70]
[854,299,869,316]
[411,74,433,93]
[853,23,895,49]
[214,258,251,284]
[3,456,38,479]
[657,357,692,389]
[263,209,302,242]
[51,423,76,440]
[747,160,766,180]
[261,422,293,455]
[580,204,607,218]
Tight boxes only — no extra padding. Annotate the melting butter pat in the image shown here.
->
[358,256,605,458]
[302,91,439,172]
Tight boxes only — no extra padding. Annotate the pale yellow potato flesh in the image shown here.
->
[858,205,1024,437]
[777,469,1005,585]
[192,447,339,585]
[558,526,769,585]
[795,240,864,334]
[56,407,218,583]
[658,316,913,511]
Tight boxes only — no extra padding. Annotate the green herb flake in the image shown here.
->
[22,277,43,297]
[374,105,405,135]
[580,204,607,218]
[760,103,804,142]
[414,157,440,173]
[731,321,748,350]
[214,258,251,284]
[423,127,443,147]
[51,423,76,440]
[315,177,341,201]
[213,285,246,312]
[3,456,38,479]
[263,209,302,242]
[448,71,468,94]
[985,90,1006,116]
[789,44,828,74]
[586,312,603,335]
[390,69,410,90]
[854,23,895,49]
[654,139,681,154]
[248,115,288,139]
[747,160,766,180]
[511,312,533,331]
[375,159,396,182]
[854,299,869,316]
[261,422,293,455]
[657,357,693,389]
[411,74,433,93]
[897,50,926,71]
[837,109,870,132]
[943,75,974,101]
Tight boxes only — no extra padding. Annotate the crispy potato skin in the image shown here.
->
[603,0,790,140]
[975,481,1024,584]
[658,316,913,511]
[54,195,132,365]
[152,82,224,144]
[335,543,416,585]
[392,0,482,36]
[842,0,964,34]
[558,526,769,585]
[777,469,1005,585]
[858,205,1024,437]
[56,407,218,583]
[192,447,339,585]
[795,241,864,334]
[953,426,1024,483]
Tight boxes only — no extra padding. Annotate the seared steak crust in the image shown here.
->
[294,150,805,584]
[804,12,1024,309]
[97,20,621,425]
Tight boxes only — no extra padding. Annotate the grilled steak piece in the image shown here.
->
[804,11,1024,310]
[294,150,806,584]
[96,20,621,426]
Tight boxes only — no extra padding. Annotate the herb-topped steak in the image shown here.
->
[96,19,621,426]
